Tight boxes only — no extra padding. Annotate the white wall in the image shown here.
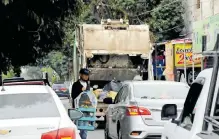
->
[184,0,219,38]
[183,0,198,38]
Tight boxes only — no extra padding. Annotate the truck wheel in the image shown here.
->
[187,71,193,85]
[187,70,199,86]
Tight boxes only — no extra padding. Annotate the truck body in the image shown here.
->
[75,19,152,127]
[155,39,202,85]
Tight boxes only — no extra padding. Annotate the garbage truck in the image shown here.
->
[74,19,152,127]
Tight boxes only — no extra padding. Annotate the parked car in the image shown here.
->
[0,79,82,139]
[52,82,70,98]
[161,68,219,139]
[104,81,190,139]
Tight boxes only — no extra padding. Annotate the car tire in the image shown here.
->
[104,128,112,139]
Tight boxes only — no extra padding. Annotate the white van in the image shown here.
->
[161,68,219,139]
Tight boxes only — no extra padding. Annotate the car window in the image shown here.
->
[0,93,60,120]
[52,84,67,90]
[133,83,189,99]
[179,78,205,131]
[114,87,123,104]
[120,86,129,102]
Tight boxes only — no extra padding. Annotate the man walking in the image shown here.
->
[71,68,90,139]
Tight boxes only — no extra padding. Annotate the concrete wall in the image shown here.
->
[184,0,219,38]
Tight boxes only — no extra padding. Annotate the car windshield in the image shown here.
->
[0,93,60,120]
[52,84,66,89]
[133,83,189,99]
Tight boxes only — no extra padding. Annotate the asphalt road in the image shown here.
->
[88,129,104,139]
[60,98,104,139]
[60,98,105,139]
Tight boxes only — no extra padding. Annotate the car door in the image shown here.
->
[109,87,124,138]
[116,85,130,125]
[163,78,205,139]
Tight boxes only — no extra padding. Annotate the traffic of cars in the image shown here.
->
[0,79,82,139]
[52,82,70,99]
[103,81,189,139]
[1,66,219,139]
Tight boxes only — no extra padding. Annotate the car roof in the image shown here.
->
[124,80,189,86]
[197,68,213,79]
[0,85,49,94]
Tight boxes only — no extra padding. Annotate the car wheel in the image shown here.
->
[118,127,122,139]
[104,128,112,139]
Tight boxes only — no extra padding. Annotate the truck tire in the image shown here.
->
[187,70,199,86]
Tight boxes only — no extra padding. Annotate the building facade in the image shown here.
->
[183,0,219,39]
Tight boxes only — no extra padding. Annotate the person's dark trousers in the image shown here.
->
[72,99,75,108]
[80,130,87,139]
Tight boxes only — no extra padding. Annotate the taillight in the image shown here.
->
[60,88,67,91]
[126,106,151,116]
[41,128,75,139]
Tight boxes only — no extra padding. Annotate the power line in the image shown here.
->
[132,0,181,17]
[156,24,184,34]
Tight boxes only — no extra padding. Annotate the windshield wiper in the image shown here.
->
[204,116,219,129]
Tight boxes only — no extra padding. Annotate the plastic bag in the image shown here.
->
[75,90,97,108]
[103,81,122,92]
[99,91,108,100]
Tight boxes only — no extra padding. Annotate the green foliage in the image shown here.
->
[42,51,70,79]
[83,0,184,41]
[41,67,59,84]
[149,0,184,41]
[2,69,15,79]
[0,0,82,72]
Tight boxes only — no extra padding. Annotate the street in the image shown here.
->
[88,129,104,139]
[61,98,105,139]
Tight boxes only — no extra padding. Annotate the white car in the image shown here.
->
[0,80,82,139]
[104,81,190,139]
[161,68,219,139]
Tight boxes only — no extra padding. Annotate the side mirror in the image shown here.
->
[161,104,177,120]
[68,109,83,121]
[103,97,113,104]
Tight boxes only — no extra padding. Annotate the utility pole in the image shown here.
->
[212,0,214,16]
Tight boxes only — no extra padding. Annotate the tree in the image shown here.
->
[21,66,43,79]
[0,0,82,72]
[2,69,15,79]
[42,51,69,79]
[149,0,184,41]
[83,0,184,41]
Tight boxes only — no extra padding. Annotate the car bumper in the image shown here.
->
[122,126,163,139]
[121,117,164,139]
